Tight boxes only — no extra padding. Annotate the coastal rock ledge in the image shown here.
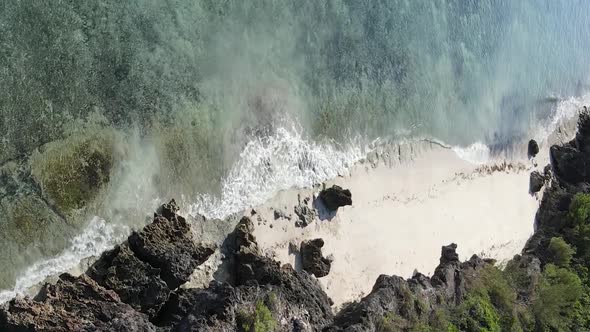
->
[0,205,499,331]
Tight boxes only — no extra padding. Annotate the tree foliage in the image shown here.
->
[547,237,575,267]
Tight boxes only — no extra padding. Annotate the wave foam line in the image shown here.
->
[535,92,590,142]
[188,126,366,219]
[0,218,128,304]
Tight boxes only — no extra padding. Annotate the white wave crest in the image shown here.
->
[0,218,128,304]
[452,142,491,165]
[187,126,366,219]
[535,92,590,142]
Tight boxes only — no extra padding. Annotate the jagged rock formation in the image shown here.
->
[529,170,545,194]
[294,204,317,227]
[319,185,352,211]
[300,239,332,278]
[326,245,493,331]
[156,216,334,331]
[0,209,335,331]
[0,274,156,332]
[0,200,215,331]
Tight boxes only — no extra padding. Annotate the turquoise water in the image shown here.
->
[2,1,590,155]
[1,0,590,293]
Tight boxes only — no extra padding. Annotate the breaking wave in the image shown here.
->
[0,218,128,303]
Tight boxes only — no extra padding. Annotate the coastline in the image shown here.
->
[2,106,589,331]
[250,142,539,306]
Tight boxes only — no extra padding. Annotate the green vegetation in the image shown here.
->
[566,193,590,261]
[454,295,501,332]
[377,311,408,332]
[568,193,590,226]
[239,300,277,332]
[533,264,582,331]
[375,192,590,331]
[547,237,575,267]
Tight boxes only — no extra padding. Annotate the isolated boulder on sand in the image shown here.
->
[300,238,332,278]
[528,139,540,158]
[319,185,352,211]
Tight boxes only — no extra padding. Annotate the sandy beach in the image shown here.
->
[249,140,541,306]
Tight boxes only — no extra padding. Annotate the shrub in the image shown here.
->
[454,295,501,332]
[568,193,590,226]
[240,300,277,332]
[468,265,520,331]
[533,264,582,331]
[376,312,406,332]
[547,237,575,267]
[567,194,590,261]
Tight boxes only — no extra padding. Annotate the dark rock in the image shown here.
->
[575,107,590,152]
[544,163,552,178]
[330,273,434,331]
[300,239,332,278]
[0,274,156,332]
[128,205,216,289]
[87,244,170,319]
[155,216,334,331]
[154,282,234,328]
[2,203,335,331]
[439,243,459,264]
[550,144,590,185]
[1,296,87,332]
[294,204,316,227]
[234,217,333,328]
[528,139,540,158]
[431,244,463,304]
[155,199,180,222]
[328,244,490,331]
[318,185,352,211]
[529,171,545,193]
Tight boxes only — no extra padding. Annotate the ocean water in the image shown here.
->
[1,0,590,300]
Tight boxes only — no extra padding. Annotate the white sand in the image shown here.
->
[250,142,540,306]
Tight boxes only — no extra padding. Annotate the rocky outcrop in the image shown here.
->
[87,244,170,319]
[327,244,491,331]
[0,200,216,331]
[530,171,545,194]
[127,200,216,289]
[294,203,317,227]
[300,238,332,278]
[549,144,590,185]
[526,108,590,257]
[0,274,156,331]
[319,185,352,211]
[575,108,590,153]
[154,216,334,331]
